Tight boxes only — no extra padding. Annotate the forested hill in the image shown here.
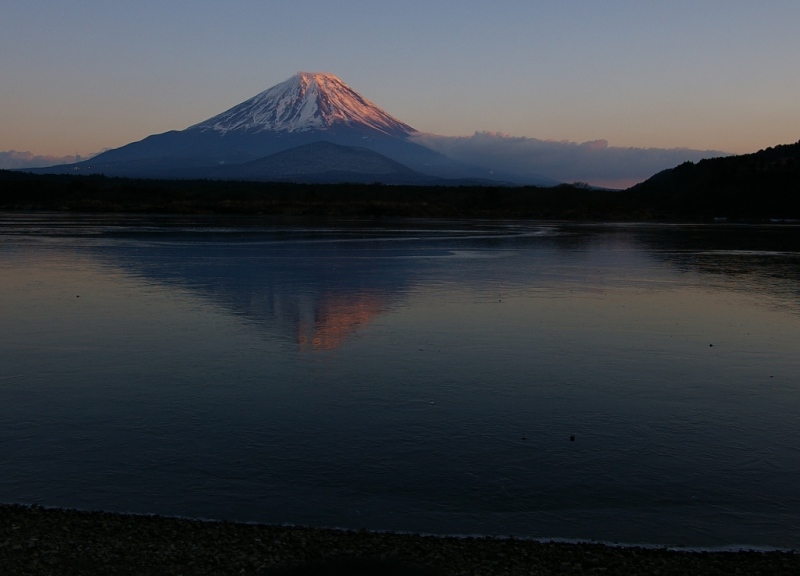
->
[627,140,800,218]
[2,141,799,220]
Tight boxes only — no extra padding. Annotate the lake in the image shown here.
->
[1,213,799,549]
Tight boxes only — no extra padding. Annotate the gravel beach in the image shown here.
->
[2,504,798,575]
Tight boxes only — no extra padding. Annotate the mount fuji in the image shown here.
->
[34,72,556,185]
[193,72,415,138]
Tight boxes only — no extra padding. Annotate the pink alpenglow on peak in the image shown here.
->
[191,72,417,138]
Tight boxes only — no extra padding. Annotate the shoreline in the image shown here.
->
[2,504,798,575]
[4,168,798,222]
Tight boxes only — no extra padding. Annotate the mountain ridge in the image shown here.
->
[209,141,439,184]
[28,73,555,186]
[628,140,800,217]
[3,138,799,218]
[190,72,417,137]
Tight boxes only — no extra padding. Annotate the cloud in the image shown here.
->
[410,132,730,189]
[0,150,91,170]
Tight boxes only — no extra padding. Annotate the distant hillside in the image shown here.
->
[3,140,799,220]
[28,72,555,186]
[207,141,442,185]
[629,140,800,219]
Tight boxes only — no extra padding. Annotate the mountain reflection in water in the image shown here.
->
[68,218,419,350]
[70,218,800,348]
[298,292,388,351]
[1,215,799,549]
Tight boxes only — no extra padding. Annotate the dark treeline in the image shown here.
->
[0,171,642,219]
[2,141,799,221]
[629,140,800,220]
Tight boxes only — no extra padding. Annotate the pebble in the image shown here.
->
[2,504,798,576]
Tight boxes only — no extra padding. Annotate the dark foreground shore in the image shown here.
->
[2,505,798,576]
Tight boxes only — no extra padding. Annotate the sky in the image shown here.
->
[2,1,799,186]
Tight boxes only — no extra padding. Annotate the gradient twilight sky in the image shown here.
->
[2,1,799,161]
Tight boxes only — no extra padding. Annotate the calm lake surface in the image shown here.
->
[1,213,799,549]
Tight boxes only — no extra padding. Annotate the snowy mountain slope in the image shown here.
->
[190,72,416,137]
[29,72,556,185]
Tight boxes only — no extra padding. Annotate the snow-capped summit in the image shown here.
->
[190,72,417,138]
[31,71,556,185]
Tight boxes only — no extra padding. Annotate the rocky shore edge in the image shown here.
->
[2,504,798,575]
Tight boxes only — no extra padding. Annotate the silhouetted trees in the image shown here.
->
[3,141,799,221]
